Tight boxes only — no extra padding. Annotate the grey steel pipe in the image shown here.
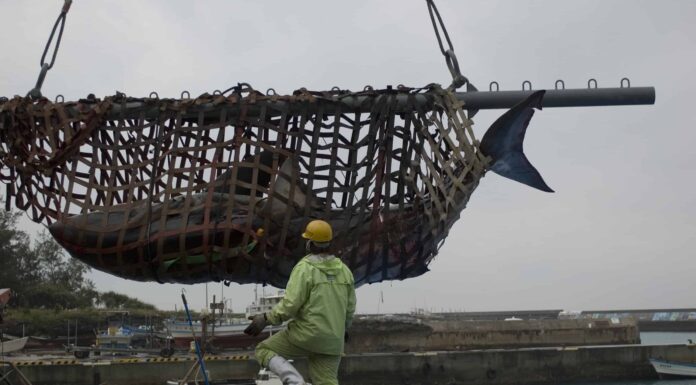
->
[456,87,655,111]
[1,86,655,123]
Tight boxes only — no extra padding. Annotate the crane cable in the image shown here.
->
[425,0,474,92]
[27,0,73,99]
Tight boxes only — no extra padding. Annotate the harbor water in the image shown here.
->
[570,381,696,385]
[641,332,696,346]
[552,332,696,385]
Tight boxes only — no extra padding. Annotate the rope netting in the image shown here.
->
[0,84,488,287]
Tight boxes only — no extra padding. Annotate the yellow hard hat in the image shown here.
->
[302,220,333,243]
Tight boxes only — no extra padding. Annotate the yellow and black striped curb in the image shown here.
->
[113,355,250,364]
[12,355,250,366]
[14,361,48,366]
[204,355,250,361]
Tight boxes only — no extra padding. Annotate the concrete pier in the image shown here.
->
[4,344,695,385]
[346,318,640,353]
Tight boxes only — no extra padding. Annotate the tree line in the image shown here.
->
[0,207,155,311]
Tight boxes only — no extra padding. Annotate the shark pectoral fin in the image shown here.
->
[263,157,322,216]
[480,90,554,193]
[211,150,285,196]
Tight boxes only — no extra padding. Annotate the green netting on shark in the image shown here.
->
[0,85,551,287]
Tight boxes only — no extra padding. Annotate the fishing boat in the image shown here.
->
[0,336,29,354]
[0,288,9,306]
[96,325,134,350]
[165,291,286,349]
[0,288,27,353]
[649,358,696,379]
[0,288,11,324]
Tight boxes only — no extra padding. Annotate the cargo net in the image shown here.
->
[0,84,488,287]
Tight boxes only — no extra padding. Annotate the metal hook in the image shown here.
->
[489,81,500,92]
[522,80,532,91]
[149,91,159,99]
[180,91,190,99]
[213,90,223,96]
[363,85,374,91]
[555,80,565,90]
[266,88,277,96]
[620,77,631,88]
[55,94,64,103]
[331,86,341,92]
[587,78,598,89]
[237,83,253,92]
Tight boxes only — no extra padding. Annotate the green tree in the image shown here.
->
[0,209,39,300]
[1,203,156,311]
[29,231,97,305]
[97,291,157,311]
[0,205,97,309]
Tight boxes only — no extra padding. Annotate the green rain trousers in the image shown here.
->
[255,253,356,385]
[256,329,340,385]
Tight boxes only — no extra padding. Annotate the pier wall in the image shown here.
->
[346,318,640,353]
[639,320,696,332]
[8,344,696,385]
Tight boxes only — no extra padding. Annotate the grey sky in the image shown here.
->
[1,0,694,314]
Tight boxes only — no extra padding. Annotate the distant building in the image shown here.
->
[572,308,696,332]
[579,308,696,322]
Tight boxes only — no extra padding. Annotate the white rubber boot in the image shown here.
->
[267,355,306,385]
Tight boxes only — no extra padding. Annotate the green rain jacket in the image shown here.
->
[266,254,356,356]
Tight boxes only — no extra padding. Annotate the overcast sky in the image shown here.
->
[1,0,694,315]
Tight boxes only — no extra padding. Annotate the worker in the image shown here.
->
[244,219,356,385]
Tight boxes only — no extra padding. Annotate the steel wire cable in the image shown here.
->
[27,0,73,99]
[425,0,469,90]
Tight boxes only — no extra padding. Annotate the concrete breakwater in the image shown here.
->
[4,344,696,385]
[346,318,640,353]
[639,320,696,332]
[339,344,696,385]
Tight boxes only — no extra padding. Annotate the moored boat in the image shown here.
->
[0,288,11,324]
[0,336,29,354]
[96,326,134,350]
[649,358,696,379]
[0,288,10,306]
[165,291,286,349]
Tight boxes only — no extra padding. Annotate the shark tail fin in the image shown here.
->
[479,90,554,193]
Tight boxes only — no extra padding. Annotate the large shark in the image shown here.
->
[48,91,551,287]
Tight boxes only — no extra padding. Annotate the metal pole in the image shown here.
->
[455,87,655,111]
[181,292,210,385]
[42,86,654,122]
